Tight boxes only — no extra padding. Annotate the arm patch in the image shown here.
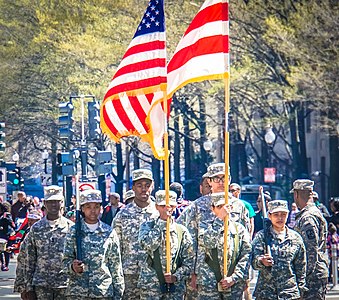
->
[306,229,316,240]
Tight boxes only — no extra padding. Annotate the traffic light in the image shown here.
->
[8,167,21,190]
[57,152,76,176]
[88,101,101,140]
[58,102,74,139]
[0,122,5,152]
[94,150,113,176]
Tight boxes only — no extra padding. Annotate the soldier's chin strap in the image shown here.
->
[149,223,183,293]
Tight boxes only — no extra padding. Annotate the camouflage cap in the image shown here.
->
[312,191,319,199]
[268,200,289,214]
[132,168,153,182]
[155,190,177,206]
[44,185,64,201]
[123,190,135,201]
[80,189,102,206]
[109,192,120,199]
[206,163,225,178]
[290,179,314,193]
[210,192,232,207]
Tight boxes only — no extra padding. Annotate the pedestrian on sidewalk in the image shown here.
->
[0,202,15,272]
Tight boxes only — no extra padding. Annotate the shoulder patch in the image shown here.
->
[306,229,316,240]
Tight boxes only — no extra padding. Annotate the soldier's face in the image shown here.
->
[44,200,63,218]
[133,179,153,203]
[81,202,101,224]
[156,204,176,220]
[200,178,211,196]
[268,211,288,231]
[209,175,225,193]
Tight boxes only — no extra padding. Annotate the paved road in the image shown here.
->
[1,255,339,299]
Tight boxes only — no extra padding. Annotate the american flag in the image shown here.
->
[101,0,167,159]
[167,0,229,98]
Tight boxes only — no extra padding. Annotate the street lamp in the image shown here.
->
[12,152,19,163]
[203,140,213,152]
[42,149,49,174]
[264,126,276,194]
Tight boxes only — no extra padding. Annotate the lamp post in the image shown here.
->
[203,139,214,167]
[264,126,276,195]
[42,149,49,174]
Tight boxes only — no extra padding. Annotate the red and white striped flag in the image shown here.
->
[101,0,167,159]
[167,0,229,98]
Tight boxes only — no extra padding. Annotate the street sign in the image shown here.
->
[79,181,97,191]
[264,167,276,183]
[0,167,7,194]
[41,174,52,186]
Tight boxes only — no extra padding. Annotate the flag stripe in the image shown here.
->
[168,35,229,72]
[122,40,166,59]
[184,2,228,36]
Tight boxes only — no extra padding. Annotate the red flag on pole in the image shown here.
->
[101,0,167,159]
[167,0,229,98]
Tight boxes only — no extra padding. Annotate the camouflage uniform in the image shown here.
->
[291,179,328,300]
[25,186,73,300]
[138,216,193,299]
[14,236,29,294]
[198,193,252,300]
[113,169,159,300]
[252,226,307,299]
[294,203,328,299]
[63,218,124,299]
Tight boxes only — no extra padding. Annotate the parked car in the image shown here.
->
[240,184,284,211]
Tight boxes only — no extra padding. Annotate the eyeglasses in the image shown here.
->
[211,176,225,183]
[229,189,238,193]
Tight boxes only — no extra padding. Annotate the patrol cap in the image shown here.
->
[210,192,232,207]
[27,210,42,220]
[268,200,289,214]
[80,189,102,206]
[290,179,314,193]
[312,191,319,199]
[44,185,64,201]
[206,163,225,178]
[155,190,177,206]
[132,168,153,182]
[123,190,135,202]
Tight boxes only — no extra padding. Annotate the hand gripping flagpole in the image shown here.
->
[223,0,230,283]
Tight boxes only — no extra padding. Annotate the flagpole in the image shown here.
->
[223,0,230,279]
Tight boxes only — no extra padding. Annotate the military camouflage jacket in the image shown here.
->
[294,203,328,280]
[14,236,29,293]
[229,197,250,233]
[138,217,193,292]
[112,200,159,275]
[201,219,252,290]
[63,219,124,299]
[252,226,307,299]
[25,216,74,291]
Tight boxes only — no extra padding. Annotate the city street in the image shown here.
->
[1,255,339,299]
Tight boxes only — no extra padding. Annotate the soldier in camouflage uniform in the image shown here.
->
[138,190,193,299]
[199,192,251,300]
[252,200,307,299]
[25,186,74,300]
[112,169,159,300]
[14,210,42,300]
[177,163,249,299]
[63,189,124,300]
[291,179,328,300]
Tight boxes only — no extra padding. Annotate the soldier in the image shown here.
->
[13,210,42,299]
[63,189,124,300]
[138,190,193,299]
[112,169,159,300]
[251,200,307,299]
[177,163,249,298]
[25,185,74,300]
[291,179,328,300]
[123,189,135,205]
[199,192,252,300]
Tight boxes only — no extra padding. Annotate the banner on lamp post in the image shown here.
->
[264,167,276,183]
